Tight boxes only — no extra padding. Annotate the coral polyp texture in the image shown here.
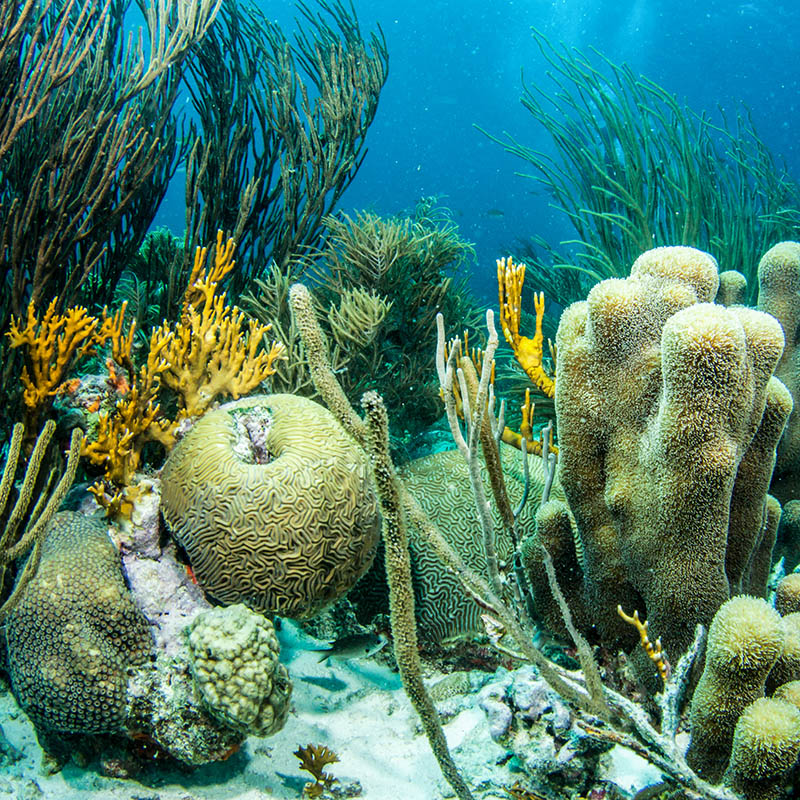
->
[686,595,800,799]
[184,604,291,737]
[757,241,800,503]
[159,394,381,618]
[5,511,152,737]
[687,596,784,781]
[530,246,792,677]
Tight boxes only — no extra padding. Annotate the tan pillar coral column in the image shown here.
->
[552,246,791,663]
[757,241,800,504]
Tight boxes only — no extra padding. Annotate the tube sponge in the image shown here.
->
[725,697,800,800]
[687,595,784,782]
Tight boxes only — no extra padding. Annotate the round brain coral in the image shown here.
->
[5,511,152,735]
[160,394,381,618]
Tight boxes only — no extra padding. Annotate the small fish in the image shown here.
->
[315,632,388,662]
[486,208,505,218]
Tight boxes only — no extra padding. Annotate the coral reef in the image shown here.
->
[159,393,381,618]
[184,604,291,737]
[290,280,476,800]
[528,246,791,675]
[244,201,482,452]
[5,512,153,738]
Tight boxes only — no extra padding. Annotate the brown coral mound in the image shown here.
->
[160,394,381,618]
[5,511,152,734]
[534,246,791,672]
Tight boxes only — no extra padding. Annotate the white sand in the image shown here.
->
[0,623,514,800]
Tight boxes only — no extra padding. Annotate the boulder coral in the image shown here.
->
[5,512,152,743]
[160,393,382,618]
[184,604,291,737]
[528,246,792,675]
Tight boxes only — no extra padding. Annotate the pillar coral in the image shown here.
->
[541,246,792,665]
[757,241,800,504]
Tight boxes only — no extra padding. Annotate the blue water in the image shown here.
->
[152,0,800,301]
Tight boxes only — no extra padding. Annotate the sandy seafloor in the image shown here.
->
[0,620,656,800]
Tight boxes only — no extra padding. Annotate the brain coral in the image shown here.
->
[5,511,152,735]
[184,603,291,737]
[398,446,561,641]
[160,394,381,618]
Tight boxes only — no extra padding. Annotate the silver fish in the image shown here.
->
[315,632,388,662]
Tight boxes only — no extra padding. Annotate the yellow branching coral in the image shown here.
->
[158,274,286,420]
[83,232,286,487]
[183,229,238,314]
[82,326,175,485]
[10,232,287,495]
[497,256,555,399]
[6,298,118,424]
[617,605,671,686]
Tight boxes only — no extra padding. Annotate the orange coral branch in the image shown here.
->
[617,605,671,685]
[6,297,115,426]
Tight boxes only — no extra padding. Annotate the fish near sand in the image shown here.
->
[315,632,388,662]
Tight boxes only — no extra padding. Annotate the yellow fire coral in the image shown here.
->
[6,298,119,428]
[155,283,285,420]
[497,256,555,399]
[10,231,286,493]
[82,327,174,486]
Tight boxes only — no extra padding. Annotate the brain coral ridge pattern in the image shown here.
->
[399,446,562,642]
[540,246,793,668]
[160,394,381,618]
[5,511,153,735]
